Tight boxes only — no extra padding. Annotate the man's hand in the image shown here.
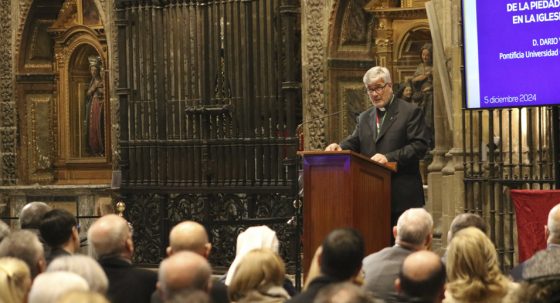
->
[325,143,342,151]
[371,153,388,164]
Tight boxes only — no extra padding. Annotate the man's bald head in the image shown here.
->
[397,251,445,302]
[20,202,51,229]
[158,251,212,300]
[167,221,211,257]
[88,214,132,259]
[547,204,560,244]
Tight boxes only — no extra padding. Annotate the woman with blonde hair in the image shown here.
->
[229,248,290,303]
[0,257,32,303]
[444,227,518,303]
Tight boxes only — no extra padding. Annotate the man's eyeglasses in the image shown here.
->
[366,83,389,94]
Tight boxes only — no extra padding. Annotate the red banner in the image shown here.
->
[511,189,560,262]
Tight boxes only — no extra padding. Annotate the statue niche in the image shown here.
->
[47,0,111,184]
[69,46,106,158]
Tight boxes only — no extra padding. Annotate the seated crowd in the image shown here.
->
[1,202,560,303]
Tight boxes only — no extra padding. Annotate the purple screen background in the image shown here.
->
[471,1,560,108]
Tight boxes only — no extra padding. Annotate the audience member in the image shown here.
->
[40,209,81,265]
[287,228,364,303]
[0,219,10,242]
[57,290,110,303]
[28,271,89,303]
[47,255,109,294]
[447,213,487,241]
[19,201,51,230]
[362,208,433,300]
[88,214,157,303]
[0,230,46,279]
[314,282,381,303]
[19,201,52,254]
[509,244,560,302]
[229,248,290,303]
[510,203,560,281]
[151,221,228,303]
[442,212,486,263]
[225,225,279,285]
[386,250,445,303]
[0,257,32,303]
[224,225,296,296]
[444,227,518,303]
[157,251,212,302]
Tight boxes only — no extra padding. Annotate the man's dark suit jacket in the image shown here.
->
[286,275,341,303]
[99,256,158,303]
[362,245,414,301]
[340,97,428,213]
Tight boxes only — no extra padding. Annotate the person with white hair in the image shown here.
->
[362,208,433,301]
[28,271,89,303]
[47,254,109,294]
[225,225,279,286]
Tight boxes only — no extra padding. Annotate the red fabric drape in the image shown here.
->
[511,189,560,262]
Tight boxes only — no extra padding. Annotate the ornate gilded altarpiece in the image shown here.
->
[16,0,111,185]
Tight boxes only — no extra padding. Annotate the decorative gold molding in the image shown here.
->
[302,0,331,150]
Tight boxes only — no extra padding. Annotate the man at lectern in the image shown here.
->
[325,66,428,228]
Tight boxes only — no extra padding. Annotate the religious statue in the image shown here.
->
[411,43,434,148]
[85,56,105,156]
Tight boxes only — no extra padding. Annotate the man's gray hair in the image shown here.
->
[396,208,433,246]
[47,255,109,294]
[19,202,51,229]
[363,66,392,86]
[0,230,44,278]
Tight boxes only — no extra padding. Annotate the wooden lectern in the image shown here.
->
[299,150,396,276]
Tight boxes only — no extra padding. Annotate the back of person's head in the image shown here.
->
[448,213,487,242]
[28,271,89,303]
[314,282,381,303]
[57,290,110,303]
[0,230,45,278]
[158,251,212,300]
[225,225,279,285]
[0,220,10,242]
[47,255,109,294]
[229,248,286,301]
[40,209,77,248]
[20,202,51,229]
[320,228,364,281]
[0,257,32,303]
[446,227,507,302]
[396,208,433,248]
[398,251,446,303]
[87,214,131,259]
[166,289,210,303]
[547,204,560,244]
[167,221,211,257]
